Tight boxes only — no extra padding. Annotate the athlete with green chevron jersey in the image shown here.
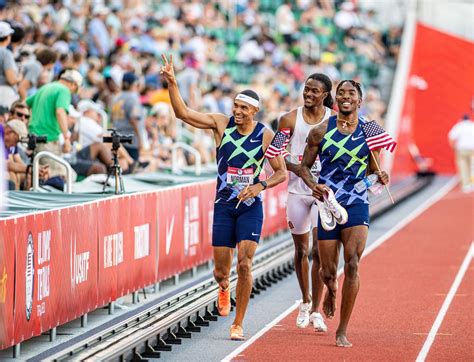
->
[160,54,287,341]
[300,80,390,348]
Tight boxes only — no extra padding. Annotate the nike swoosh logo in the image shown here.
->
[252,232,259,236]
[215,198,221,204]
[351,135,364,141]
[249,139,259,143]
[166,216,175,255]
[363,221,369,226]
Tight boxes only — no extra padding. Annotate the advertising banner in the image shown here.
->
[0,220,15,349]
[127,193,157,290]
[199,181,216,263]
[60,204,99,322]
[13,211,64,343]
[156,188,184,280]
[97,197,125,305]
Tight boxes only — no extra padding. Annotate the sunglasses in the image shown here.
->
[14,111,30,119]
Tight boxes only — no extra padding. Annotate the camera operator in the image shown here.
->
[26,68,82,178]
[2,119,49,190]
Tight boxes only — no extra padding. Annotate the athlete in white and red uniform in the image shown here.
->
[278,73,336,332]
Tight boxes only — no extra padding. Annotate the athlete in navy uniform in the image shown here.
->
[160,55,287,341]
[300,80,389,347]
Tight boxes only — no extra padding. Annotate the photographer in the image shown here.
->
[2,119,49,190]
[26,68,82,178]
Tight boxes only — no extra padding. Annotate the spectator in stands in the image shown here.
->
[26,68,82,178]
[3,119,49,190]
[87,5,111,58]
[0,21,21,108]
[448,114,474,193]
[8,101,30,126]
[18,48,58,99]
[111,72,144,161]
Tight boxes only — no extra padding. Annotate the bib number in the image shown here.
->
[227,167,254,186]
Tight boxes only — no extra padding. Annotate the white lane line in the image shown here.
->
[415,242,474,362]
[222,177,458,362]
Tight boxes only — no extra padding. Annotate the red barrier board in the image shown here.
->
[126,193,157,290]
[13,211,64,343]
[97,197,124,305]
[199,181,216,262]
[60,204,99,321]
[0,220,15,349]
[156,187,184,280]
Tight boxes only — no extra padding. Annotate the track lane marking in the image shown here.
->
[415,242,473,362]
[222,178,458,362]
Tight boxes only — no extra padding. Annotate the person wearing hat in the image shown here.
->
[0,21,21,108]
[25,68,83,178]
[2,119,49,189]
[110,72,144,161]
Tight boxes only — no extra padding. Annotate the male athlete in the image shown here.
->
[160,55,287,340]
[300,80,389,347]
[278,73,335,331]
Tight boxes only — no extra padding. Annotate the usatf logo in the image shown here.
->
[25,233,34,321]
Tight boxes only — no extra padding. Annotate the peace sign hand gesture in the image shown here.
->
[160,54,176,84]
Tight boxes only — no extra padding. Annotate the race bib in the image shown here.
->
[226,167,254,186]
[298,155,321,179]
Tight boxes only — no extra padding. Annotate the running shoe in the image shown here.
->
[217,286,230,316]
[296,301,312,328]
[323,189,348,225]
[230,324,245,340]
[315,198,336,231]
[309,312,328,332]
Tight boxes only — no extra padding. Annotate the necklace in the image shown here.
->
[338,118,357,129]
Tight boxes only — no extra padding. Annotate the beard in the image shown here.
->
[339,108,353,116]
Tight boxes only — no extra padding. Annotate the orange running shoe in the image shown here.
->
[217,286,230,316]
[230,324,245,340]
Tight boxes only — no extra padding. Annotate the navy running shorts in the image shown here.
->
[212,199,263,248]
[318,202,369,240]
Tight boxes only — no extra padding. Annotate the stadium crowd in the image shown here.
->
[0,0,401,190]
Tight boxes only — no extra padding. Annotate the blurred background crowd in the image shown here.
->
[0,0,402,190]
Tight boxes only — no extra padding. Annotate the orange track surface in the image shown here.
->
[235,188,473,361]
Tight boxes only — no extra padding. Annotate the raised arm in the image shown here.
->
[160,54,226,132]
[300,125,327,199]
[278,111,299,176]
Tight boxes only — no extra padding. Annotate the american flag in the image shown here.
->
[265,128,290,159]
[361,120,397,153]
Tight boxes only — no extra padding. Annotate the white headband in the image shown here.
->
[235,93,259,108]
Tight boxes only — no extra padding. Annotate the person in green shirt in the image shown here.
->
[26,69,82,177]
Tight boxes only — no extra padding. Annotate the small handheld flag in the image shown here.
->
[361,120,397,153]
[265,128,290,159]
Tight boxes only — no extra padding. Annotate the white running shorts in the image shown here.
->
[286,193,319,235]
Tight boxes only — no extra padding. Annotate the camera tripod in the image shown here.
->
[103,148,125,194]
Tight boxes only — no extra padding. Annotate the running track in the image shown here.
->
[225,185,473,361]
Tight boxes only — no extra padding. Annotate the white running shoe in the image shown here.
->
[315,198,336,231]
[309,312,328,332]
[296,301,311,328]
[323,189,348,225]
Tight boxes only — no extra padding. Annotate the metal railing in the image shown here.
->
[171,142,202,176]
[32,151,73,194]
